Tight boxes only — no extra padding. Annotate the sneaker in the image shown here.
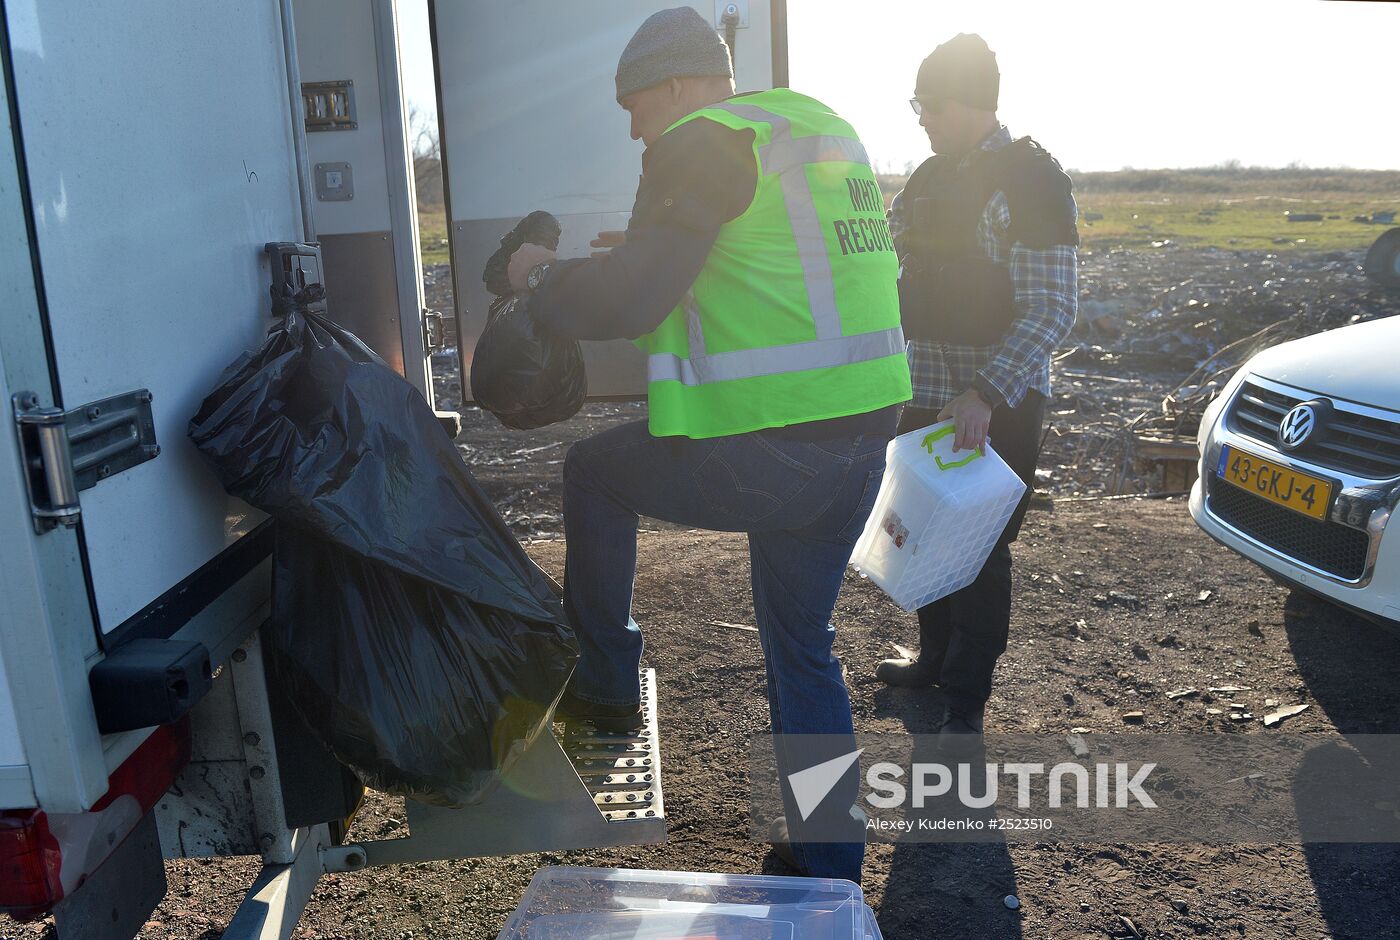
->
[554,688,644,734]
[767,816,803,873]
[768,807,868,876]
[874,658,938,689]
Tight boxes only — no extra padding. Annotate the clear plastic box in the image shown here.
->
[497,866,870,939]
[849,420,1027,611]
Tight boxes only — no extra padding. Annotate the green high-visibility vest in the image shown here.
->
[637,88,912,439]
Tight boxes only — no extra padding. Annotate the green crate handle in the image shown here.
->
[921,426,984,470]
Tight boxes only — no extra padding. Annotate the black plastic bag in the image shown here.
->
[189,309,577,806]
[471,210,587,429]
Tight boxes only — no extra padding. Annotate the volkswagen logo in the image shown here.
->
[1278,403,1320,450]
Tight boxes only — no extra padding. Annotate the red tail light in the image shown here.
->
[0,809,62,919]
[0,716,190,920]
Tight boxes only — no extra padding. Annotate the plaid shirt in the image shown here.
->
[891,125,1078,411]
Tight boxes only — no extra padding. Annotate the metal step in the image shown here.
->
[559,669,664,824]
[323,669,665,869]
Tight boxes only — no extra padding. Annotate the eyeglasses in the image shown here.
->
[909,97,947,117]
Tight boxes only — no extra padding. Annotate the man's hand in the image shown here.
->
[937,387,993,453]
[507,243,556,293]
[590,230,626,259]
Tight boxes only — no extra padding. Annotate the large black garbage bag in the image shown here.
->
[188,309,577,806]
[471,210,587,429]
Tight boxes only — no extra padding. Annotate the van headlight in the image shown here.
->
[1198,368,1251,453]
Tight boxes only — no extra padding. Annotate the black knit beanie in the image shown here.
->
[915,33,999,111]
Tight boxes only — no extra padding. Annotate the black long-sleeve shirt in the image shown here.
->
[529,118,756,341]
[528,102,897,440]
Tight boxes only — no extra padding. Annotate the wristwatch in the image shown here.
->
[526,262,551,292]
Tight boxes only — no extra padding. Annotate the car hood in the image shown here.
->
[1248,315,1400,410]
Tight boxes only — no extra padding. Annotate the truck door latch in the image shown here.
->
[422,307,444,351]
[12,389,159,534]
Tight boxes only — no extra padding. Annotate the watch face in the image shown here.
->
[528,263,547,290]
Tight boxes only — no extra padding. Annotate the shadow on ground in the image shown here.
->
[1285,589,1400,940]
[870,685,1023,940]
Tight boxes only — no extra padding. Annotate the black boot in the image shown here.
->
[874,657,938,689]
[936,701,985,738]
[554,688,644,734]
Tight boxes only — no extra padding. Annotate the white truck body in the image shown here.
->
[0,2,784,936]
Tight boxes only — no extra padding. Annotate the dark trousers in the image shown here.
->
[899,391,1046,712]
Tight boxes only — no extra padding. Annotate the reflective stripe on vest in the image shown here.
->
[644,99,902,388]
[647,324,906,386]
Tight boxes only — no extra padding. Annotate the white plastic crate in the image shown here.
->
[849,420,1026,611]
[497,866,874,939]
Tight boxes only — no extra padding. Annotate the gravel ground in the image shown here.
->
[86,500,1400,940]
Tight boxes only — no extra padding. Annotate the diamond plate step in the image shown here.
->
[328,669,665,868]
[558,669,664,823]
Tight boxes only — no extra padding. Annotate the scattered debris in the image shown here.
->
[1209,686,1252,693]
[892,643,916,661]
[1117,913,1145,940]
[1166,688,1198,699]
[1047,247,1394,497]
[1229,712,1254,721]
[708,620,758,633]
[1248,620,1264,637]
[1107,590,1142,609]
[1122,711,1145,723]
[1068,734,1091,757]
[1004,895,1021,911]
[1197,590,1213,603]
[1263,703,1310,727]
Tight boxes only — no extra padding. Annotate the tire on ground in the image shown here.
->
[1363,226,1400,289]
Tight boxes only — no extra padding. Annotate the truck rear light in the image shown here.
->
[0,809,63,920]
[0,716,190,921]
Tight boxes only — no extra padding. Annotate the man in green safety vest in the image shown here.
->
[507,7,910,884]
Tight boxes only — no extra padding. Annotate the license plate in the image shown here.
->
[1216,444,1332,521]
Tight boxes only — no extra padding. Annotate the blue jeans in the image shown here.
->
[561,419,889,883]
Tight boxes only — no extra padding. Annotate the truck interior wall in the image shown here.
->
[292,0,430,397]
[3,0,303,635]
[434,0,777,402]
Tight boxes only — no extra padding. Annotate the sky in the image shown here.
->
[397,0,1400,173]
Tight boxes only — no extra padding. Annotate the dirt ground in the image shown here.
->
[130,497,1400,940]
[8,249,1400,939]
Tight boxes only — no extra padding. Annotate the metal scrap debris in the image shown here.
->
[1263,703,1309,727]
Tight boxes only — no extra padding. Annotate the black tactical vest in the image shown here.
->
[897,137,1078,346]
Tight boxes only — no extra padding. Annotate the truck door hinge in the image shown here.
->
[12,389,159,534]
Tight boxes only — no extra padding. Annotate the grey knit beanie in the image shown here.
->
[615,6,733,102]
